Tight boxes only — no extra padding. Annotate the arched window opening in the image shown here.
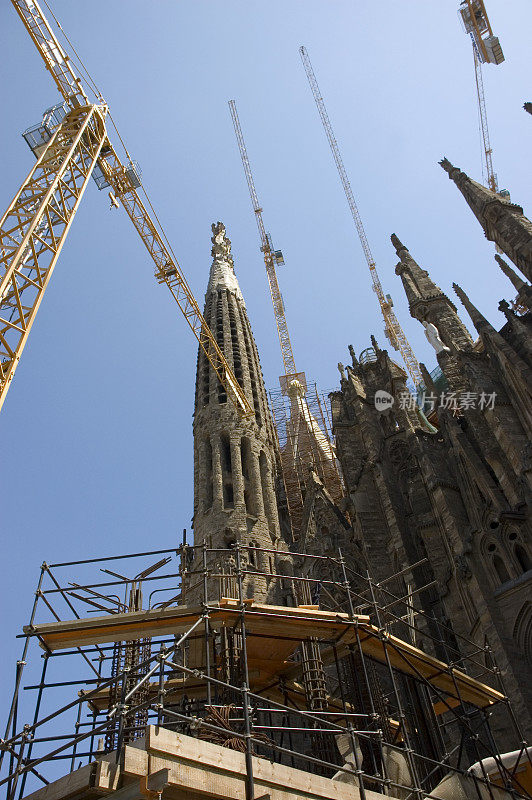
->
[215,294,227,404]
[238,306,262,425]
[248,540,258,568]
[492,553,510,584]
[242,439,257,517]
[227,294,244,389]
[202,352,210,406]
[241,439,250,480]
[221,433,233,509]
[259,451,270,522]
[513,603,532,666]
[221,435,232,474]
[515,545,532,574]
[224,484,234,508]
[204,438,213,510]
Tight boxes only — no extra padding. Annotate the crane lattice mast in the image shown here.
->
[228,100,298,382]
[458,0,505,193]
[228,100,346,534]
[0,0,252,417]
[299,46,422,389]
[473,44,497,192]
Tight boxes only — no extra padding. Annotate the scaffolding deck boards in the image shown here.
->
[25,600,504,709]
[23,726,382,800]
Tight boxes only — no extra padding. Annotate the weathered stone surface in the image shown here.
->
[331,241,532,746]
[189,223,289,606]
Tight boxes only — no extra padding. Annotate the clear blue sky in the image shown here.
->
[0,0,530,743]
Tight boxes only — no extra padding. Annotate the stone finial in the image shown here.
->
[370,335,381,354]
[211,221,234,267]
[498,299,515,323]
[391,233,407,255]
[348,344,359,369]
[337,362,346,382]
[439,157,456,176]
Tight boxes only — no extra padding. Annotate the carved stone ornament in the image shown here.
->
[455,554,472,580]
[211,221,234,267]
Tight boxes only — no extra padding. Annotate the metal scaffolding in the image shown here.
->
[270,382,345,538]
[1,544,530,800]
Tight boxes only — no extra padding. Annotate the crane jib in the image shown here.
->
[3,0,252,416]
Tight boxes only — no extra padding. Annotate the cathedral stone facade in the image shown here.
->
[330,168,532,743]
[191,166,532,745]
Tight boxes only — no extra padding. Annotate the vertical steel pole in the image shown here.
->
[69,700,83,773]
[338,551,368,800]
[1,565,46,772]
[17,653,50,798]
[235,544,255,800]
[366,569,423,800]
[157,647,167,727]
[202,540,212,706]
[89,654,104,761]
[115,667,130,764]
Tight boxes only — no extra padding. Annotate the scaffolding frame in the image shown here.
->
[270,383,345,537]
[1,543,531,800]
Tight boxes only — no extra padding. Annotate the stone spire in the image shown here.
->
[392,233,473,350]
[440,158,532,281]
[495,255,532,312]
[452,283,491,334]
[192,222,284,602]
[495,254,526,292]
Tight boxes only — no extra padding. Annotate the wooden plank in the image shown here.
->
[22,763,95,800]
[95,758,121,792]
[353,626,504,707]
[25,603,368,652]
[432,697,462,716]
[122,745,148,779]
[145,726,380,800]
[27,600,503,709]
[25,606,205,651]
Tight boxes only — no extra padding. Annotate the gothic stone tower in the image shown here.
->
[331,235,532,744]
[440,158,532,282]
[191,222,287,602]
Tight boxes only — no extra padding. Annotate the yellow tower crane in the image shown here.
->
[228,100,345,535]
[458,1,505,194]
[228,100,300,389]
[0,0,252,417]
[299,46,422,389]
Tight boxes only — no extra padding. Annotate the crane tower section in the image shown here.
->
[228,100,345,535]
[1,0,252,417]
[458,1,504,65]
[228,100,299,386]
[458,1,505,195]
[299,46,422,388]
